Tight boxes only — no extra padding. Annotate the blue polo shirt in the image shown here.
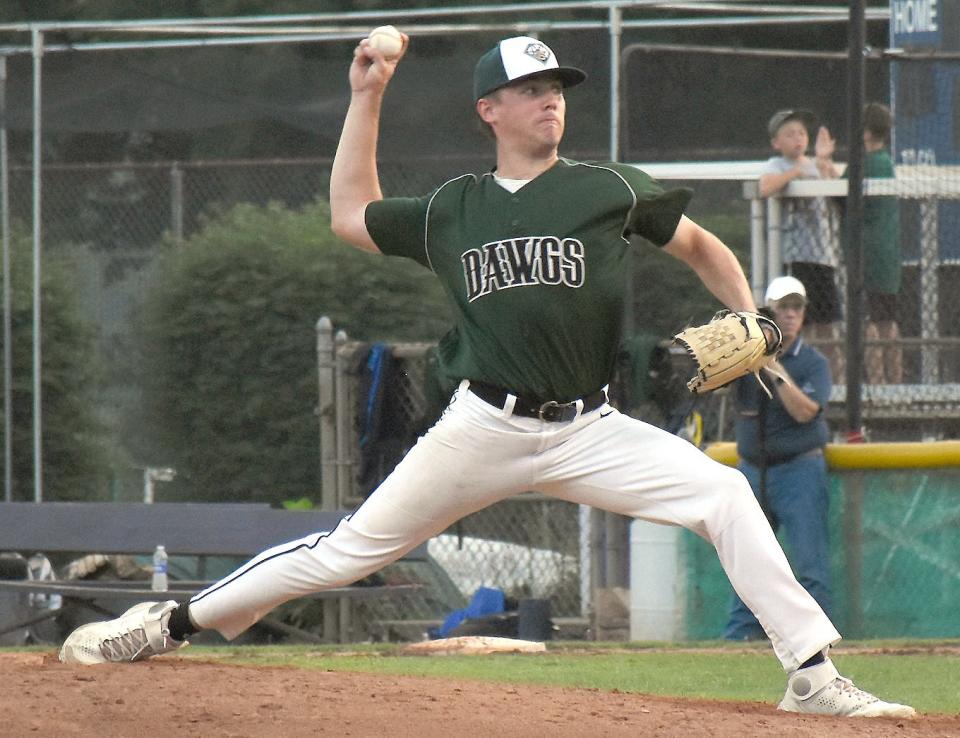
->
[734,336,831,465]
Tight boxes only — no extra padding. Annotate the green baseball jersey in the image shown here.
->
[365,157,691,402]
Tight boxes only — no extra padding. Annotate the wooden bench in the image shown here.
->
[0,501,427,643]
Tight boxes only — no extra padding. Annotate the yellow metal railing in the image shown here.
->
[705,441,960,469]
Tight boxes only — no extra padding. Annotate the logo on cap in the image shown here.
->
[524,42,552,64]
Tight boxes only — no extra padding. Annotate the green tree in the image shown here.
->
[1,226,111,500]
[139,198,452,506]
[632,211,752,339]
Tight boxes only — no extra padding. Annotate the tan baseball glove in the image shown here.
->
[673,310,783,396]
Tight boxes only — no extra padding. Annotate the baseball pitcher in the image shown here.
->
[60,33,914,720]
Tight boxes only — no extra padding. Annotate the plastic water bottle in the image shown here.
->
[151,545,169,591]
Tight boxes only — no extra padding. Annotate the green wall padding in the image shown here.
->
[681,469,960,640]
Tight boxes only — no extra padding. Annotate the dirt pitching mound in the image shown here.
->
[4,652,957,737]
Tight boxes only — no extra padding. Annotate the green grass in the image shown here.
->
[10,638,955,714]
[165,639,960,715]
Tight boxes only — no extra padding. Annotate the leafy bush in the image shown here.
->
[1,226,110,500]
[633,211,752,338]
[139,199,453,505]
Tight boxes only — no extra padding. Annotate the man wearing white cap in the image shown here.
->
[726,276,833,645]
[59,35,914,720]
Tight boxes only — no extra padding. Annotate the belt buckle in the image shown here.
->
[538,400,563,421]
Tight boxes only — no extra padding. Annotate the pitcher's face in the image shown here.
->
[480,74,566,153]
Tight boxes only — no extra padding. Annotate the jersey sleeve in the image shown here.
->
[364,195,433,268]
[624,187,694,246]
[613,164,693,247]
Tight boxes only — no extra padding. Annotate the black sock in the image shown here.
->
[167,602,200,642]
[799,650,826,669]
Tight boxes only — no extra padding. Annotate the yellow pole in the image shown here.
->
[704,441,960,470]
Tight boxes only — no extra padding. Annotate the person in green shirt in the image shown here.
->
[58,33,915,720]
[859,102,902,384]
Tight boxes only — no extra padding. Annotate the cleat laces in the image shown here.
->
[833,677,877,706]
[99,627,151,662]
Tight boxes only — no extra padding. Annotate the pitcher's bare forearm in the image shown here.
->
[663,216,756,312]
[329,34,409,252]
[330,91,386,252]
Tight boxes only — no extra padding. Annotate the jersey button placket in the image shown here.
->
[510,195,520,228]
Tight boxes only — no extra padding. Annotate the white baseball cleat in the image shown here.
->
[59,600,185,665]
[778,659,916,718]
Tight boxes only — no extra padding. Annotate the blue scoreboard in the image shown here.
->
[891,0,960,260]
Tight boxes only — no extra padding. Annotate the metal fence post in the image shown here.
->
[0,54,12,503]
[589,507,604,634]
[842,471,864,637]
[765,196,782,287]
[604,513,629,589]
[316,316,337,512]
[578,505,592,618]
[169,162,184,243]
[30,28,44,504]
[743,180,767,306]
[919,197,940,384]
[315,316,341,643]
[332,328,349,643]
[334,329,351,508]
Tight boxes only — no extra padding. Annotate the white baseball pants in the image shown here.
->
[188,380,840,670]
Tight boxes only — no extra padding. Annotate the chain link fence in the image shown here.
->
[326,339,584,621]
[681,466,960,640]
[5,39,960,640]
[10,152,960,633]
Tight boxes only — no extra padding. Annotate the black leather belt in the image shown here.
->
[468,381,607,422]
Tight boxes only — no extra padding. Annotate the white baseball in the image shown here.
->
[367,25,403,59]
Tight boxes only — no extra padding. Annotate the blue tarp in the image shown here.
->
[430,586,505,639]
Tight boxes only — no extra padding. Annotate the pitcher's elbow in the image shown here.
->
[330,216,365,248]
[329,212,349,240]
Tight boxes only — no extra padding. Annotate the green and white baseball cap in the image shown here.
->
[473,36,586,101]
